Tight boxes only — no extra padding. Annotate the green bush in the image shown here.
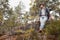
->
[45,20,60,40]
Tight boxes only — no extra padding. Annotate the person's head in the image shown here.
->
[39,3,45,8]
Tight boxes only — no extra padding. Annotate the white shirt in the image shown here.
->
[41,9,46,15]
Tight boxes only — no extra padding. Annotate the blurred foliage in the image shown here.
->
[45,20,60,35]
[0,11,3,22]
[16,20,60,40]
[0,0,21,35]
[0,0,60,40]
[45,20,60,40]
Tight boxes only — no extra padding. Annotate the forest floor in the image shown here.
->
[0,21,57,40]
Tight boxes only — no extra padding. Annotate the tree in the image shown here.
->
[0,0,18,35]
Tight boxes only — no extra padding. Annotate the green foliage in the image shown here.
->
[0,11,3,22]
[16,29,40,40]
[45,20,60,35]
[0,0,60,40]
[45,20,60,40]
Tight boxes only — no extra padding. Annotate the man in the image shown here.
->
[39,3,50,32]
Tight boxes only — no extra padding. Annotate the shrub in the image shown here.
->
[45,20,60,40]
